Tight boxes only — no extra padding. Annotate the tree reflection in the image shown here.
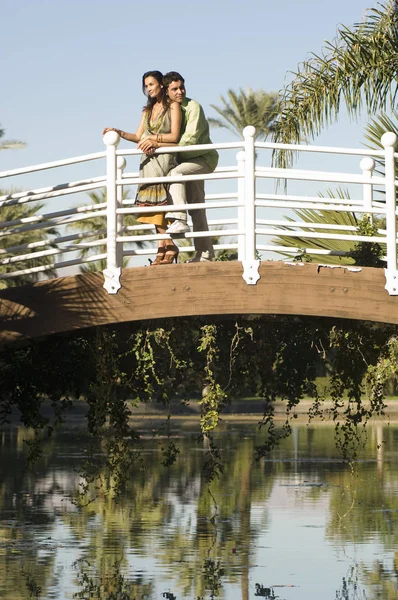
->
[73,558,153,599]
[361,559,398,600]
[335,578,366,599]
[2,422,398,597]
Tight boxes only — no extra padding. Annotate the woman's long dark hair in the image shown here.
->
[142,70,168,112]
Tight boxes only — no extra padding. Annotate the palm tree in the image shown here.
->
[0,124,25,150]
[0,125,56,287]
[270,189,385,267]
[269,2,398,261]
[68,189,150,272]
[273,1,398,166]
[270,109,398,265]
[209,89,284,262]
[270,190,360,265]
[209,88,279,140]
[0,197,58,288]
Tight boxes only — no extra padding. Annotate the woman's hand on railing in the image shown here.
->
[103,127,122,137]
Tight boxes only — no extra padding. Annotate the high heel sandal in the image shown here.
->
[150,247,167,266]
[159,244,179,264]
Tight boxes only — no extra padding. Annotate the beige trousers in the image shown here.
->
[166,158,214,254]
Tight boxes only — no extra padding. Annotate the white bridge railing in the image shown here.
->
[0,127,397,294]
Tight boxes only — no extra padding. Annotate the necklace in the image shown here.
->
[151,103,164,122]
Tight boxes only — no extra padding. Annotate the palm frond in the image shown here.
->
[69,189,151,272]
[209,88,279,140]
[271,188,361,265]
[0,195,58,286]
[362,110,398,198]
[363,110,398,152]
[273,1,398,167]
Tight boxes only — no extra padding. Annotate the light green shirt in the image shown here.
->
[178,97,219,171]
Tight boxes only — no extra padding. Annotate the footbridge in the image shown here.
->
[1,127,398,344]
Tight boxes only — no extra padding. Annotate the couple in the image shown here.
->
[103,70,218,265]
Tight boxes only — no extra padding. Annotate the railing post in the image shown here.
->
[360,157,375,222]
[237,151,246,261]
[242,126,260,285]
[382,132,398,295]
[116,156,126,268]
[103,130,121,294]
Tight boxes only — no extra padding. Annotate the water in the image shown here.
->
[0,418,397,599]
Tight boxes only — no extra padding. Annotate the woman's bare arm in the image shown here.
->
[138,103,181,153]
[102,111,146,143]
[143,102,181,144]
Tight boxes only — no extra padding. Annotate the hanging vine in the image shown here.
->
[1,314,397,498]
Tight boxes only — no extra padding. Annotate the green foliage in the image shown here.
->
[363,109,398,210]
[271,191,360,265]
[1,315,397,498]
[22,570,42,599]
[0,193,58,287]
[273,1,398,167]
[271,197,385,267]
[73,559,149,599]
[209,88,279,140]
[68,190,148,272]
[197,324,228,432]
[202,558,224,597]
[349,214,384,267]
[364,109,398,162]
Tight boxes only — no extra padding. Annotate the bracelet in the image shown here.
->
[119,130,124,138]
[156,134,163,143]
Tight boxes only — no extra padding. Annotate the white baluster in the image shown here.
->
[116,156,126,268]
[237,151,246,261]
[103,130,121,294]
[382,132,398,295]
[242,126,260,284]
[360,157,375,222]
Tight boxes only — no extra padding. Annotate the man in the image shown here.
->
[162,71,219,262]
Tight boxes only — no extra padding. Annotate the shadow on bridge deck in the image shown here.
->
[0,261,397,346]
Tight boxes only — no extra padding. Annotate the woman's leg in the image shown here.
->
[156,226,168,249]
[150,226,168,265]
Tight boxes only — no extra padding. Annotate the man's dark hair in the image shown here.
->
[163,71,185,89]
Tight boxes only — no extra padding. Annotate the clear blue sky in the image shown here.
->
[1,0,379,174]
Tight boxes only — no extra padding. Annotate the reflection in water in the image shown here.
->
[0,421,398,598]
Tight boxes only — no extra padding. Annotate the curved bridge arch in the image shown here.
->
[0,261,397,345]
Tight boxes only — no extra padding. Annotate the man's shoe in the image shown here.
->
[166,219,190,234]
[187,251,214,263]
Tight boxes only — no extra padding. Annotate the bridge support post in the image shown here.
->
[242,126,260,285]
[103,130,122,294]
[382,132,398,295]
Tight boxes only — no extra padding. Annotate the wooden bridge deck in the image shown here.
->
[0,261,397,346]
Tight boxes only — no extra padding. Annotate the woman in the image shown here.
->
[103,70,181,265]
